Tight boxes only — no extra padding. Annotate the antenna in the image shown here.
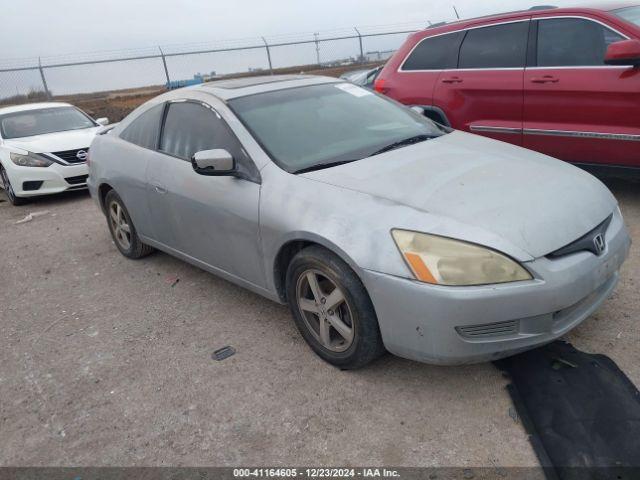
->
[453,5,461,19]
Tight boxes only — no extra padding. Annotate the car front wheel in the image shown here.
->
[286,246,385,369]
[0,164,27,206]
[105,190,154,259]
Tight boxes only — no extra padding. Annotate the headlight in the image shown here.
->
[10,152,53,168]
[391,229,532,286]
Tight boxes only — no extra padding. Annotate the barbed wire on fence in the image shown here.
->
[0,21,430,103]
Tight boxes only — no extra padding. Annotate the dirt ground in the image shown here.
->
[0,176,638,468]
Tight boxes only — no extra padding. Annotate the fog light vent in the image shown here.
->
[22,181,43,191]
[65,174,88,185]
[456,320,519,339]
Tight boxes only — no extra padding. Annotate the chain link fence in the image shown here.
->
[0,22,425,105]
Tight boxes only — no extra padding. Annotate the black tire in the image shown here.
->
[104,190,154,259]
[285,245,385,369]
[0,164,28,206]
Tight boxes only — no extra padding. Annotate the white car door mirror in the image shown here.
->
[192,149,236,176]
[96,117,109,126]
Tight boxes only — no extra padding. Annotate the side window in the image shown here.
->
[537,18,625,67]
[159,101,249,163]
[119,104,164,149]
[402,31,465,70]
[459,22,529,69]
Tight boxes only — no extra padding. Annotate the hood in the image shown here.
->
[302,131,617,259]
[2,127,101,154]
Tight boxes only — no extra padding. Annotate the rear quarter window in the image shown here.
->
[119,103,164,150]
[401,31,465,70]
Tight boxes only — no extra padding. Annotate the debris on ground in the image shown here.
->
[495,341,640,478]
[212,346,236,361]
[15,211,50,225]
[551,357,578,370]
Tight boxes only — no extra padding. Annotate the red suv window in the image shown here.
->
[459,22,529,69]
[402,31,464,70]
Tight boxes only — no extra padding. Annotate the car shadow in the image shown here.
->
[0,188,90,208]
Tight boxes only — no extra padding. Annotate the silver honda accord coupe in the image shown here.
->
[88,75,630,369]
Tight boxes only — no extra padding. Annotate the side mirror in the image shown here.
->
[410,106,425,115]
[191,149,235,176]
[605,39,640,66]
[96,117,109,126]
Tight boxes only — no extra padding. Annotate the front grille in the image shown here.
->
[52,148,89,164]
[456,320,519,339]
[65,174,88,185]
[548,215,612,259]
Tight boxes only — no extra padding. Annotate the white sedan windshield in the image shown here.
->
[229,83,447,172]
[0,107,96,139]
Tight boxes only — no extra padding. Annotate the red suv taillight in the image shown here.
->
[374,78,388,94]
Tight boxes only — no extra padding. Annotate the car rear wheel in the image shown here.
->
[0,164,27,206]
[105,190,154,259]
[286,245,385,369]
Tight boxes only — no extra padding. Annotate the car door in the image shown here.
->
[523,16,640,167]
[113,102,166,238]
[146,99,265,287]
[433,19,530,145]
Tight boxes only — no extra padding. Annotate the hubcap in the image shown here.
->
[108,201,132,250]
[0,166,15,201]
[296,269,354,353]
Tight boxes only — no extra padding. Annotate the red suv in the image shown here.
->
[375,4,640,171]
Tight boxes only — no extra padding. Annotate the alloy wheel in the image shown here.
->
[295,269,354,352]
[108,200,132,250]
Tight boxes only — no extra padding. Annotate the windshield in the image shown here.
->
[0,107,96,139]
[228,83,447,172]
[613,6,640,27]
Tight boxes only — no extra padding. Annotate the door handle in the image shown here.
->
[152,182,167,194]
[530,76,559,84]
[441,76,463,84]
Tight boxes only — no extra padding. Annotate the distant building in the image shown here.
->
[167,71,218,89]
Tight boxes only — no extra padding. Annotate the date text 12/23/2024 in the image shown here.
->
[233,468,401,478]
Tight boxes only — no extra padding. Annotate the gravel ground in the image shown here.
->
[0,176,638,468]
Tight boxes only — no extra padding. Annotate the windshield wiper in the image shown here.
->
[294,159,360,174]
[369,134,436,157]
[293,133,438,174]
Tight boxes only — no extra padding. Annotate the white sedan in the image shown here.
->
[0,102,108,205]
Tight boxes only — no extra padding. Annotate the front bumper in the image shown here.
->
[5,162,89,197]
[362,212,631,365]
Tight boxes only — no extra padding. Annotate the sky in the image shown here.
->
[0,0,621,96]
[1,0,604,60]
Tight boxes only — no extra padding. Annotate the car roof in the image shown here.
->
[0,102,73,115]
[421,2,639,35]
[194,74,341,100]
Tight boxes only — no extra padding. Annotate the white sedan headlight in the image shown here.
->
[392,229,532,286]
[10,152,53,168]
